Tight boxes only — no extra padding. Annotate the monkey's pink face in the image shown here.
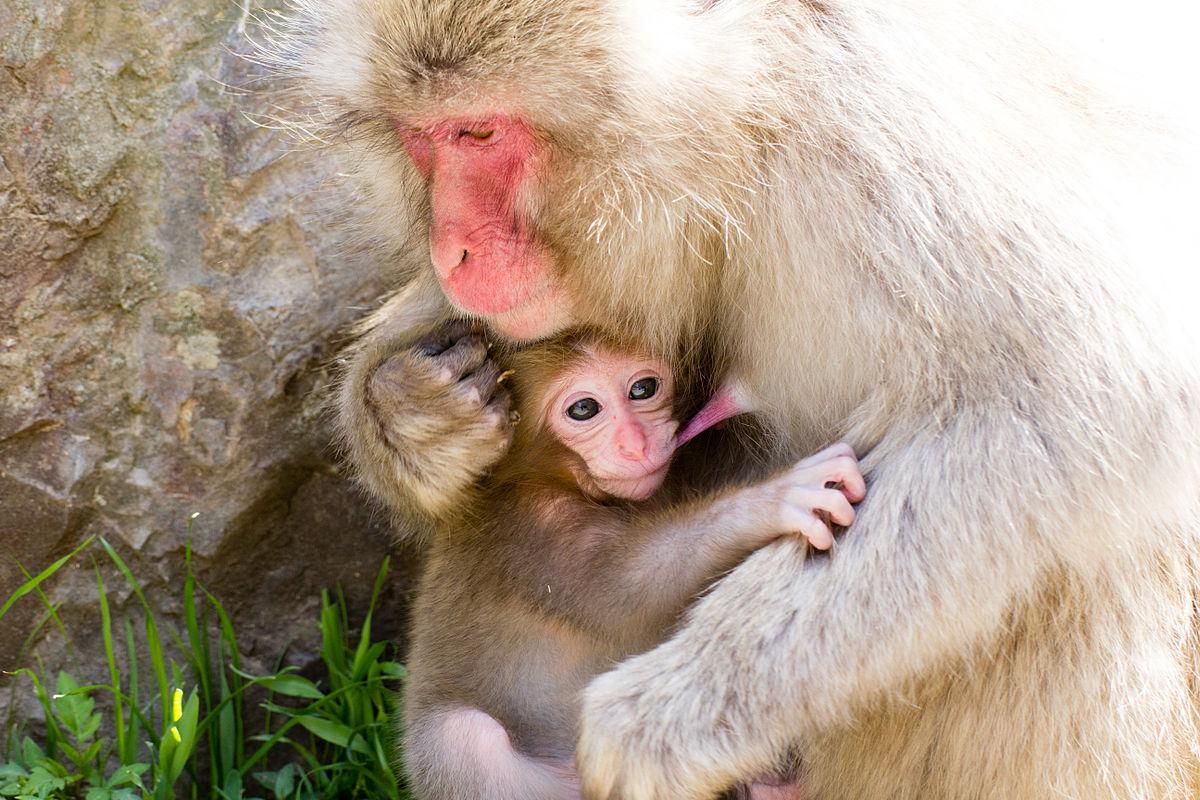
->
[544,348,678,501]
[398,115,574,341]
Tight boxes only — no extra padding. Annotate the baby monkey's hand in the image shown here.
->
[766,442,866,549]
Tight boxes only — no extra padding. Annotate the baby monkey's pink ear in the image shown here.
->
[676,382,751,446]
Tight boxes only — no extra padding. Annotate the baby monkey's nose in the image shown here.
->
[615,424,649,461]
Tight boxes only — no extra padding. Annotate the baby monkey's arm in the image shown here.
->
[523,443,865,644]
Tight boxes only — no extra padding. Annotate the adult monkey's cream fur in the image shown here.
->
[263,0,1200,798]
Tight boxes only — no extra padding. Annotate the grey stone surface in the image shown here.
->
[0,0,411,720]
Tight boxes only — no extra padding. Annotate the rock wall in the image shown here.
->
[0,0,411,718]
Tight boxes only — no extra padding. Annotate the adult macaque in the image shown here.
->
[402,332,853,800]
[268,1,1200,797]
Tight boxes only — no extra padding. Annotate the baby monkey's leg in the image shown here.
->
[405,706,581,800]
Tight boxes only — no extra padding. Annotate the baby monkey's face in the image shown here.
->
[544,346,678,500]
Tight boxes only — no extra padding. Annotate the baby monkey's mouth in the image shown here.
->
[594,448,673,482]
[593,460,671,502]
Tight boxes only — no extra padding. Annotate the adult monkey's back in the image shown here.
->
[266,1,1200,797]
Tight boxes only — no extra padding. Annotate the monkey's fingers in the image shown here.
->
[779,504,834,550]
[795,441,856,469]
[414,318,476,356]
[368,354,413,399]
[809,456,866,503]
[812,489,856,527]
[459,359,503,405]
[484,392,515,451]
[432,334,488,382]
[797,512,834,551]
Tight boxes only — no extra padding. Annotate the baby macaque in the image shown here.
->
[402,332,865,800]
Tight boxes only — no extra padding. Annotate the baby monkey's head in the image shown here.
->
[505,335,678,501]
[504,331,751,501]
[542,344,677,500]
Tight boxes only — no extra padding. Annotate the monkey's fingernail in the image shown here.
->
[497,370,515,385]
[509,410,522,424]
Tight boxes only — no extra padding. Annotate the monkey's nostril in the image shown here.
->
[618,440,647,460]
[430,240,471,277]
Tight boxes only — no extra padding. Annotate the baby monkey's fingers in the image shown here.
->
[809,488,856,527]
[807,455,866,504]
[778,502,834,550]
[794,441,856,470]
[795,512,835,551]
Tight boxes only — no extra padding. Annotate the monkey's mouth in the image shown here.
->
[481,283,575,342]
[594,461,671,501]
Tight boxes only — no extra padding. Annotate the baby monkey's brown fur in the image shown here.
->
[402,329,856,800]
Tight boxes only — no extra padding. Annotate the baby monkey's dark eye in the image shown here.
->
[567,397,601,421]
[629,377,659,400]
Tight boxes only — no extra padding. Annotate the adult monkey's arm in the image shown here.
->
[335,271,514,535]
[575,391,1183,800]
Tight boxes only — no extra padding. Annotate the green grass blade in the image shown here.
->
[239,715,309,777]
[0,536,94,622]
[16,564,75,667]
[123,617,142,761]
[217,646,236,783]
[205,589,244,766]
[319,592,348,688]
[183,541,211,703]
[10,669,63,757]
[247,733,323,773]
[351,557,390,682]
[99,538,172,731]
[181,534,218,789]
[146,617,170,733]
[94,561,127,767]
[15,601,62,672]
[168,690,201,784]
[368,557,390,616]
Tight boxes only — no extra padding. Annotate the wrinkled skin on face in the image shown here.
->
[542,346,677,501]
[398,115,575,341]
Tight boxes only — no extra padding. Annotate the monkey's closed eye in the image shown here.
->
[567,397,601,421]
[629,377,659,400]
[461,128,494,141]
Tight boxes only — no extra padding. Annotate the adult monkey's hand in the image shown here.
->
[576,541,815,800]
[337,277,514,531]
[571,544,816,800]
